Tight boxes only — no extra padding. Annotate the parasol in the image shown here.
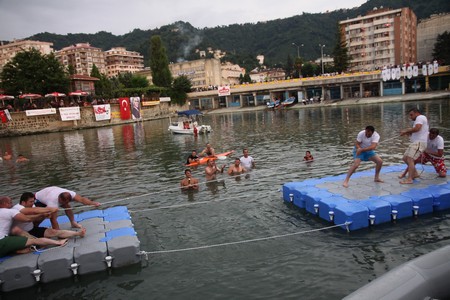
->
[45,92,66,98]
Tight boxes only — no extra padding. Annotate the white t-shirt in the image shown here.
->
[356,130,380,149]
[12,204,34,232]
[35,186,76,207]
[240,156,254,170]
[427,135,444,158]
[0,208,19,239]
[411,115,429,143]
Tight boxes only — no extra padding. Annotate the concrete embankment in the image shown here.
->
[0,102,186,137]
[205,91,450,114]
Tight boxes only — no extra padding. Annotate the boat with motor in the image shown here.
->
[281,96,297,108]
[168,110,212,134]
[266,99,281,109]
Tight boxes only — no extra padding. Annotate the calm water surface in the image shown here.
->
[1,99,450,299]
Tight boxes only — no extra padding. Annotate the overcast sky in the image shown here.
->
[0,0,367,40]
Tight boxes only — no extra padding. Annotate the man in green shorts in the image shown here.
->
[0,196,67,258]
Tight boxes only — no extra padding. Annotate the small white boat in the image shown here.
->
[168,110,212,135]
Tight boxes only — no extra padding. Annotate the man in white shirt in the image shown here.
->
[0,196,67,258]
[343,125,383,188]
[240,148,255,170]
[400,108,429,184]
[399,128,446,178]
[13,192,86,239]
[35,186,100,230]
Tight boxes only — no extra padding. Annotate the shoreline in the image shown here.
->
[204,91,450,114]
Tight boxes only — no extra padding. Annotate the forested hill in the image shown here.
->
[28,0,448,70]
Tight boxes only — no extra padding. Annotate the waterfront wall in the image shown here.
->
[0,102,186,137]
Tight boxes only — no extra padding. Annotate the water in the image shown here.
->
[1,99,450,299]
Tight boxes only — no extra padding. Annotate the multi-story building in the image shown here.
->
[417,13,450,62]
[169,58,223,91]
[104,47,145,78]
[339,7,417,72]
[56,43,106,76]
[221,62,244,85]
[0,39,53,73]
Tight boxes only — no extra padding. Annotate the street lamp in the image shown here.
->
[292,43,303,58]
[319,44,325,75]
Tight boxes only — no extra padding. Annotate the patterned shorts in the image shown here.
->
[416,152,447,175]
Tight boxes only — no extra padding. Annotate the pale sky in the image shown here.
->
[0,0,367,40]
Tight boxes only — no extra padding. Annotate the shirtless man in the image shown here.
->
[16,154,29,163]
[205,159,225,181]
[13,192,86,239]
[228,158,246,175]
[180,169,199,190]
[200,143,215,157]
[2,151,12,160]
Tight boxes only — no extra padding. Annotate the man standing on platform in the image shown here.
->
[343,125,383,188]
[399,108,429,184]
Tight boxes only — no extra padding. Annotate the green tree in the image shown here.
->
[149,35,172,87]
[332,24,350,73]
[293,57,304,78]
[0,48,69,95]
[169,75,192,105]
[285,55,293,79]
[90,64,112,97]
[301,62,319,78]
[432,31,450,65]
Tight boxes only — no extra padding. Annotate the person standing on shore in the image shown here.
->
[343,126,383,188]
[399,108,429,184]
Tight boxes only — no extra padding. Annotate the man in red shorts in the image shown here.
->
[399,128,447,178]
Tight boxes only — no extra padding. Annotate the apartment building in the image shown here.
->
[105,47,144,78]
[340,7,417,72]
[56,43,106,76]
[0,39,53,73]
[221,62,244,85]
[417,13,450,62]
[169,58,223,91]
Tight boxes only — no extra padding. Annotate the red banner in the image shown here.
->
[119,97,131,120]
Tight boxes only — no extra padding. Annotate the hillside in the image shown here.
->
[28,0,449,70]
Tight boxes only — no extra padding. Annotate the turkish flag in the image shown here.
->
[119,97,131,120]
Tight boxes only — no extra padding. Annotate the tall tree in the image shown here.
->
[90,64,111,97]
[0,48,69,95]
[169,75,192,105]
[285,55,293,79]
[332,24,350,73]
[293,57,304,78]
[149,35,172,88]
[432,31,450,65]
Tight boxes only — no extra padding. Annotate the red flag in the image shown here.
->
[119,97,131,120]
[0,110,7,123]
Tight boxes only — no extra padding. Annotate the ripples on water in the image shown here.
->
[0,99,449,299]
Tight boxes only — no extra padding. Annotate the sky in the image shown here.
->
[0,0,367,40]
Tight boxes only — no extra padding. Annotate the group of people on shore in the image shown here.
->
[0,186,100,258]
[343,107,447,187]
[180,144,256,190]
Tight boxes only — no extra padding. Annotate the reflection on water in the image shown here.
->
[0,99,449,299]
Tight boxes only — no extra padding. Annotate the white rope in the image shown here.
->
[142,223,347,255]
[129,189,280,214]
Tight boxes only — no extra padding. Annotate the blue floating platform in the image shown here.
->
[283,165,450,231]
[0,206,141,292]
